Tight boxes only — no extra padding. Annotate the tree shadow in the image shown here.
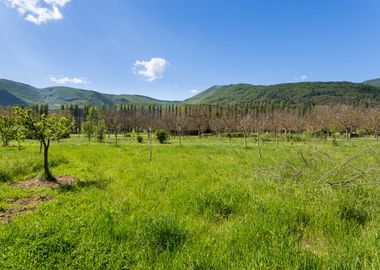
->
[58,177,112,193]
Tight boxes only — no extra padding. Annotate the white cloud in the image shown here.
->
[190,89,199,94]
[3,0,70,25]
[133,57,169,82]
[295,75,308,82]
[50,76,89,85]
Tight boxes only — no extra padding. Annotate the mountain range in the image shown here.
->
[1,78,380,108]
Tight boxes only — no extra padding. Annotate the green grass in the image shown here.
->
[0,135,380,269]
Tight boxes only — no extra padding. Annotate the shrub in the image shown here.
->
[137,136,143,143]
[156,129,169,144]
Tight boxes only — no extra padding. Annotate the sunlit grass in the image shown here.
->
[0,134,379,269]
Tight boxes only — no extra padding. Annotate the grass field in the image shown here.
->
[1,135,380,269]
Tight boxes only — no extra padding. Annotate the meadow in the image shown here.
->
[0,134,379,269]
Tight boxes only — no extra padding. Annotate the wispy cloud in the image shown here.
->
[50,76,89,85]
[3,0,70,25]
[295,75,308,82]
[190,89,199,94]
[133,57,169,82]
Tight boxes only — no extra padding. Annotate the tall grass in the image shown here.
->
[0,135,379,269]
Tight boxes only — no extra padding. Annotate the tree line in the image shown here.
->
[1,103,379,180]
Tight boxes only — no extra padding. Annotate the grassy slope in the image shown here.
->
[364,78,380,87]
[185,82,380,105]
[0,136,379,269]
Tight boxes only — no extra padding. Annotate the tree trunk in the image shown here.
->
[257,131,262,159]
[244,133,248,149]
[179,130,182,147]
[149,130,152,161]
[115,132,118,146]
[43,139,53,180]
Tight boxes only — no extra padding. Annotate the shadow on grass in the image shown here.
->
[58,177,112,193]
[142,216,189,253]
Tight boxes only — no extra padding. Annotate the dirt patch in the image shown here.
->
[10,176,79,189]
[0,196,54,221]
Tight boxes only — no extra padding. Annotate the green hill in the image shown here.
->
[1,79,380,107]
[185,82,380,105]
[364,77,380,87]
[0,79,173,108]
[0,89,27,106]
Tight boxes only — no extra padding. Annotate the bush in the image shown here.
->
[156,129,169,144]
[137,136,143,143]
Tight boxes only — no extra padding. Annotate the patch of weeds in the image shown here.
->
[58,177,111,193]
[49,156,70,168]
[30,235,75,264]
[338,187,373,226]
[298,252,323,270]
[288,210,311,239]
[195,184,250,220]
[340,205,370,226]
[143,216,188,253]
[0,170,10,183]
[0,159,42,183]
[186,256,220,270]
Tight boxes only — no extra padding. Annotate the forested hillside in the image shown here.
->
[2,79,380,108]
[0,79,173,108]
[364,77,380,87]
[185,82,380,106]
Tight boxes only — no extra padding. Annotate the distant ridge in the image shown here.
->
[364,77,380,87]
[1,78,380,108]
[185,82,380,105]
[0,79,175,108]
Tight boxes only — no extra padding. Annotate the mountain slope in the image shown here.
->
[185,82,380,105]
[2,79,380,107]
[0,79,173,108]
[364,78,380,87]
[0,89,27,106]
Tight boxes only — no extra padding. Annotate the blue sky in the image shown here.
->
[1,0,380,100]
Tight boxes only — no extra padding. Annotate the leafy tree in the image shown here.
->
[0,114,17,146]
[82,121,96,141]
[15,107,72,180]
[96,120,107,142]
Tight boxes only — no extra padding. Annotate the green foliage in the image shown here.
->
[156,129,169,144]
[0,114,17,146]
[15,108,72,143]
[96,121,106,142]
[14,107,72,179]
[81,121,96,141]
[186,82,380,105]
